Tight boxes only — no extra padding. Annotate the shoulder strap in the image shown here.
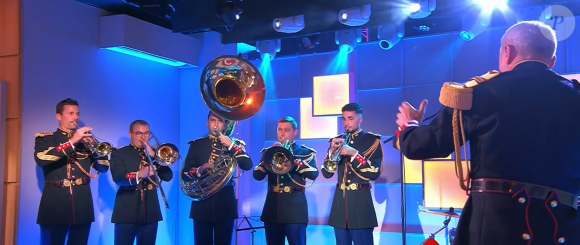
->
[300,144,316,153]
[34,131,53,138]
[439,70,500,110]
[366,131,381,138]
[188,137,205,144]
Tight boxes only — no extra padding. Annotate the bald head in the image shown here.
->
[498,21,557,72]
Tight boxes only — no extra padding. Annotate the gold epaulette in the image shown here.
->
[439,70,500,110]
[188,137,204,144]
[367,131,381,138]
[232,138,246,145]
[34,132,53,138]
[301,144,316,153]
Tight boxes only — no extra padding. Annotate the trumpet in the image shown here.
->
[72,121,113,157]
[264,138,294,175]
[146,131,180,167]
[323,133,351,172]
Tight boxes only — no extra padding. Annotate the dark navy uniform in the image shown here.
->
[321,129,383,245]
[109,144,173,245]
[396,61,580,245]
[34,127,110,245]
[253,142,319,245]
[182,134,253,245]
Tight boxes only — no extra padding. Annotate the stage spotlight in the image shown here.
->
[402,0,436,19]
[217,0,243,25]
[273,15,305,33]
[338,4,371,27]
[377,22,405,50]
[256,39,281,61]
[299,35,320,49]
[459,11,491,41]
[473,0,508,12]
[335,28,362,53]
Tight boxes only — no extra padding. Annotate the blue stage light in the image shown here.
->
[102,46,188,67]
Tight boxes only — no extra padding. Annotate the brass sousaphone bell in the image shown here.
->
[180,55,266,201]
[263,140,294,175]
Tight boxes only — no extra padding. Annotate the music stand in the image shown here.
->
[235,215,265,245]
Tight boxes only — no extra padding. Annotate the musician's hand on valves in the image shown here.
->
[330,138,344,151]
[137,166,154,178]
[81,136,95,144]
[218,135,233,148]
[70,127,93,144]
[396,99,428,127]
[198,162,213,174]
[340,145,358,156]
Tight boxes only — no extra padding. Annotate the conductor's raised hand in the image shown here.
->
[396,99,428,127]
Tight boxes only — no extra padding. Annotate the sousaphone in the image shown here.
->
[180,55,265,201]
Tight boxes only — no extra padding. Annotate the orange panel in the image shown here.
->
[312,74,350,116]
[300,97,338,139]
[423,160,469,209]
[403,156,423,184]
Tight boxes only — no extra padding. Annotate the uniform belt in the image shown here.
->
[470,178,579,209]
[270,185,304,193]
[337,182,371,191]
[44,177,90,187]
[119,183,156,191]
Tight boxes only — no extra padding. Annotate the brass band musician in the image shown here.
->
[253,116,319,245]
[321,103,383,245]
[34,98,110,245]
[109,120,174,245]
[182,111,253,245]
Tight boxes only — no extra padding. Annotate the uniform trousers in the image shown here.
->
[264,223,307,245]
[333,227,373,245]
[39,224,91,245]
[114,222,158,245]
[193,219,235,245]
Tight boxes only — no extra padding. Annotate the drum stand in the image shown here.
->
[419,216,452,245]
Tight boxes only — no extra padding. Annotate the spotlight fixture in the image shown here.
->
[377,23,405,50]
[335,28,362,53]
[273,15,305,33]
[402,0,436,19]
[338,4,371,27]
[459,9,491,41]
[217,0,243,25]
[256,39,281,61]
[299,35,320,49]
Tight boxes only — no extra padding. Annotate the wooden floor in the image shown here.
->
[0,0,22,244]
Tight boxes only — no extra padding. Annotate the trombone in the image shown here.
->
[148,131,180,166]
[141,131,179,210]
[72,121,113,157]
[263,138,294,175]
[323,133,351,172]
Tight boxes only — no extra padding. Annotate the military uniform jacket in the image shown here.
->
[321,129,383,229]
[34,128,110,225]
[109,144,173,224]
[253,142,319,224]
[182,135,253,222]
[396,61,580,245]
